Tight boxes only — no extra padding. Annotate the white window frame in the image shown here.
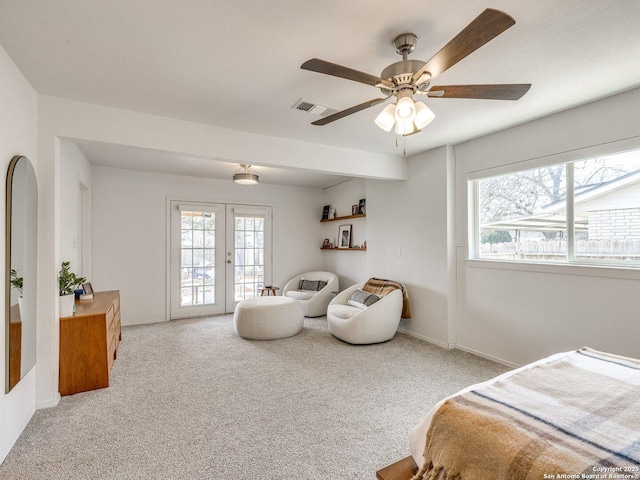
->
[469,136,640,271]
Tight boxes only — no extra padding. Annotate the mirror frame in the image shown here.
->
[5,155,38,393]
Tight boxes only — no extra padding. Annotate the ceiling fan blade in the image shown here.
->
[311,98,388,126]
[301,58,393,89]
[413,8,516,83]
[428,84,531,100]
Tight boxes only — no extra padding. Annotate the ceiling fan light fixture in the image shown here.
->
[375,104,396,132]
[233,164,259,185]
[395,95,416,122]
[395,119,418,136]
[414,101,435,130]
[301,9,531,139]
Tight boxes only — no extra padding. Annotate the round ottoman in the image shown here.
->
[234,296,304,340]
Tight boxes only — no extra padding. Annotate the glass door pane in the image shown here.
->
[180,211,216,306]
[233,216,264,301]
[226,205,272,312]
[170,202,225,318]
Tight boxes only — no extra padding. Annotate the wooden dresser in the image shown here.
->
[59,290,121,396]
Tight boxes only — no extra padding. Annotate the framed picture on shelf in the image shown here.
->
[338,224,352,249]
[322,238,331,248]
[82,282,94,295]
[322,205,331,220]
[358,198,366,215]
[352,205,358,215]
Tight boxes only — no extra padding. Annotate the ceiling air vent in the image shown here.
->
[292,99,338,117]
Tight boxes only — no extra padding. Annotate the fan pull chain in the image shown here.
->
[394,135,408,156]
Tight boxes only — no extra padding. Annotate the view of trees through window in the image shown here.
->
[180,211,216,306]
[234,216,265,301]
[477,148,640,263]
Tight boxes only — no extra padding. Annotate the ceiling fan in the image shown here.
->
[300,8,531,136]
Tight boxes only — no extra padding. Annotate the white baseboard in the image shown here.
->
[398,328,519,369]
[36,392,61,410]
[397,327,453,349]
[0,403,35,465]
[454,344,519,368]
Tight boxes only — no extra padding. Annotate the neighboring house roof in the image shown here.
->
[482,169,640,232]
[542,168,640,212]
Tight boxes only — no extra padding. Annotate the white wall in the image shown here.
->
[59,141,92,279]
[321,179,367,288]
[33,95,406,405]
[366,147,452,346]
[455,87,640,366]
[92,165,323,325]
[0,44,38,464]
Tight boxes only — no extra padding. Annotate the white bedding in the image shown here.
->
[408,350,572,469]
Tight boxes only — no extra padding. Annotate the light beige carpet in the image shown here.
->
[0,315,507,479]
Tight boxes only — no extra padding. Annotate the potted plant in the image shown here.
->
[59,261,86,317]
[10,268,23,311]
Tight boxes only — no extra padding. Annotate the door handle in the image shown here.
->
[227,260,232,264]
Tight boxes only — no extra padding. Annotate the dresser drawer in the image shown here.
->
[106,304,115,328]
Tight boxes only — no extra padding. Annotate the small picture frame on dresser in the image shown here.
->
[82,282,94,295]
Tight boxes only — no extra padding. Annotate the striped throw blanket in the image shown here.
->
[412,348,640,480]
[363,277,411,318]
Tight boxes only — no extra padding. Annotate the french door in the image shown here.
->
[169,201,272,319]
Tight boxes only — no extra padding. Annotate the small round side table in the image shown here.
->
[258,286,280,296]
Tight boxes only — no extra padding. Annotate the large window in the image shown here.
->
[472,148,640,265]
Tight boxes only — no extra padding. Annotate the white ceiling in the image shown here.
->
[1,0,640,187]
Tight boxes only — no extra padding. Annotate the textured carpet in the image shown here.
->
[0,315,508,479]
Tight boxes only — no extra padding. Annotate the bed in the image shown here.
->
[377,348,640,480]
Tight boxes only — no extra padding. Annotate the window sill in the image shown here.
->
[466,258,640,281]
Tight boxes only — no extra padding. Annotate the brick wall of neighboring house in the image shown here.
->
[588,207,640,239]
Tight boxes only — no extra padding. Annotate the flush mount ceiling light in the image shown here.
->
[233,164,259,185]
[300,9,531,136]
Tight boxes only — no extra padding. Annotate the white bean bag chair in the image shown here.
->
[327,282,403,344]
[282,271,339,317]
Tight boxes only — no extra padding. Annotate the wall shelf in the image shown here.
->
[321,247,366,251]
[320,213,366,223]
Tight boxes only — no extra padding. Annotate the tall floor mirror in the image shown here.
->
[5,155,38,393]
